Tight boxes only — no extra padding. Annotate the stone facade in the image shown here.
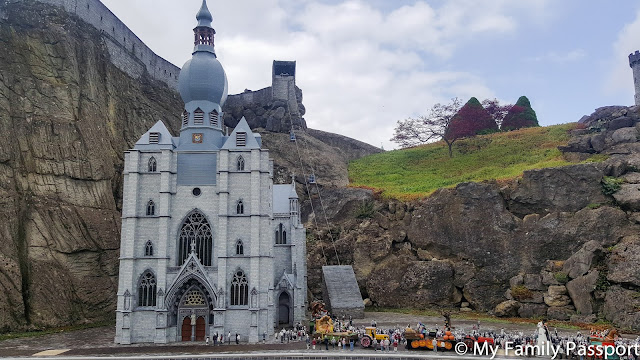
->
[114,2,306,344]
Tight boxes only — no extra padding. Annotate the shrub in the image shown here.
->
[587,203,602,209]
[511,285,533,300]
[553,272,569,284]
[601,177,623,196]
[501,96,539,131]
[596,271,610,291]
[355,200,375,219]
[448,97,499,139]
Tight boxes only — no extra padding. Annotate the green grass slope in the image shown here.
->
[349,123,580,200]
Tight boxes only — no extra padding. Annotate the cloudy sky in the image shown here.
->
[102,0,640,149]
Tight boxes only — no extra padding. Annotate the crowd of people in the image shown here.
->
[204,314,640,359]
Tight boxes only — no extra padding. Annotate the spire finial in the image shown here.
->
[196,0,213,27]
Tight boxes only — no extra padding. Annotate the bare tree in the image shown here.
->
[391,97,463,157]
[481,98,513,128]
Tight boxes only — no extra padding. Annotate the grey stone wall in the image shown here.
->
[33,0,180,88]
[630,51,640,106]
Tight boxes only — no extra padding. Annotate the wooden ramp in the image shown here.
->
[322,265,365,318]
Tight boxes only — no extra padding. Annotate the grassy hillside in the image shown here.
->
[349,124,582,200]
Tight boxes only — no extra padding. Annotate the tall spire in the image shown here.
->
[193,0,216,54]
[196,0,213,27]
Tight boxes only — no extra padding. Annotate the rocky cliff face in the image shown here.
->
[0,0,380,332]
[306,106,640,330]
[0,0,185,331]
[4,0,639,335]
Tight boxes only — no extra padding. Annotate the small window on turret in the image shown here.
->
[182,111,189,127]
[149,133,160,144]
[210,110,219,127]
[236,132,246,147]
[194,109,204,125]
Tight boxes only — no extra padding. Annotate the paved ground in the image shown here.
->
[0,311,583,358]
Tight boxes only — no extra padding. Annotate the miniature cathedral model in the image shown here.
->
[115,0,306,344]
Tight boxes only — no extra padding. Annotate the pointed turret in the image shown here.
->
[193,0,216,53]
[178,0,228,146]
[196,0,213,27]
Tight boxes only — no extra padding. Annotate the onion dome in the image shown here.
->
[178,0,228,107]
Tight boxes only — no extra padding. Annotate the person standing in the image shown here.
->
[213,333,218,346]
[228,331,231,345]
[350,339,354,351]
[433,338,437,352]
[235,333,239,344]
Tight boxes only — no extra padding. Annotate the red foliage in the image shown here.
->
[446,97,498,140]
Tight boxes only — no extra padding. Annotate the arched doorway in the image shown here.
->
[278,292,291,326]
[195,316,206,341]
[181,317,191,341]
[176,286,211,341]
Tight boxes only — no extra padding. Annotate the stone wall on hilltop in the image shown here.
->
[29,0,181,89]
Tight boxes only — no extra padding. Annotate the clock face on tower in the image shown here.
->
[192,133,203,143]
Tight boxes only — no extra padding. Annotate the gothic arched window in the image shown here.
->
[138,270,157,307]
[182,110,189,127]
[275,223,287,244]
[178,211,213,266]
[145,240,153,256]
[236,200,244,215]
[148,157,157,172]
[236,156,245,171]
[231,270,248,306]
[236,240,244,255]
[146,200,155,216]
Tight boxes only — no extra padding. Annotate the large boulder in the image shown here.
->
[495,300,520,317]
[508,164,607,217]
[366,259,460,307]
[547,285,568,296]
[544,294,571,307]
[407,182,519,310]
[608,127,638,147]
[548,306,575,321]
[566,270,599,315]
[562,240,602,279]
[607,235,640,287]
[603,286,640,331]
[612,184,640,211]
[518,304,547,318]
[523,274,545,291]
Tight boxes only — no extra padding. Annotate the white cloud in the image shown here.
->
[606,8,640,98]
[528,49,587,64]
[102,0,552,149]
